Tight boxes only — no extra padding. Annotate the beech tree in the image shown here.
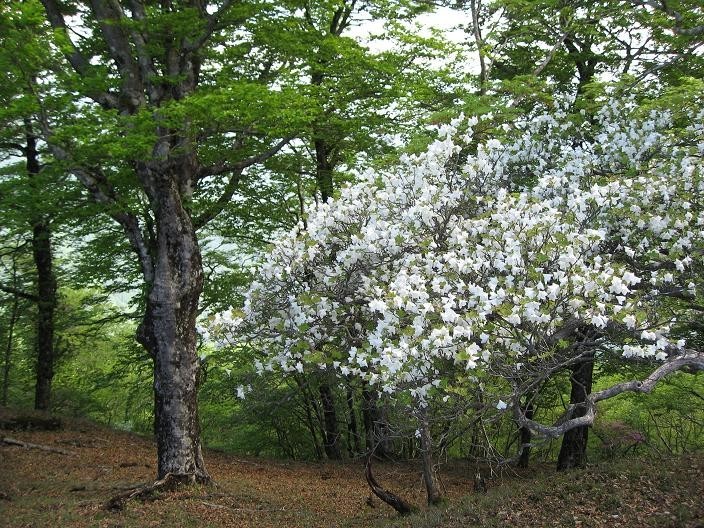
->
[212,91,704,509]
[18,0,310,482]
[461,0,703,97]
[0,0,452,484]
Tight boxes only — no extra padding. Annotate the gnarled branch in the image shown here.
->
[515,348,704,438]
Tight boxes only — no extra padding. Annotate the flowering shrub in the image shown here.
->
[212,96,704,429]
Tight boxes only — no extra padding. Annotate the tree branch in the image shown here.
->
[31,94,154,283]
[515,348,704,438]
[0,142,27,155]
[193,136,292,229]
[184,0,238,53]
[88,0,145,112]
[627,0,704,38]
[117,0,161,103]
[39,0,120,110]
[0,284,38,302]
[533,28,571,76]
[196,135,292,180]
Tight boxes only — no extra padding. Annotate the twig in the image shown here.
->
[199,500,287,513]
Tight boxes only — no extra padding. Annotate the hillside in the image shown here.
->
[1,408,702,528]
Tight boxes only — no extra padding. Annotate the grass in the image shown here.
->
[1,406,703,528]
[381,456,704,528]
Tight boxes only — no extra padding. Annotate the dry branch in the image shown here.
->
[1,436,74,455]
[199,500,287,513]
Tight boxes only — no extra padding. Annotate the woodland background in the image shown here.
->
[1,0,703,525]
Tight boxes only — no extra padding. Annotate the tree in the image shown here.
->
[0,2,70,410]
[20,0,304,482]
[212,91,704,509]
[17,0,450,482]
[461,0,703,98]
[455,0,704,468]
[196,0,461,462]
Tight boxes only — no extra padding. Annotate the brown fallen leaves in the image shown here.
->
[1,406,702,528]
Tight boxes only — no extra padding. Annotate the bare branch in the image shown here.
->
[515,349,704,438]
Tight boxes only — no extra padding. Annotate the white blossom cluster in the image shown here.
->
[211,97,703,400]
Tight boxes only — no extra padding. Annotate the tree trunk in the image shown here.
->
[312,146,342,460]
[2,293,19,406]
[418,408,442,506]
[346,385,361,456]
[365,453,414,515]
[362,387,392,458]
[557,355,594,470]
[319,382,342,460]
[26,128,57,412]
[136,174,209,482]
[314,138,334,202]
[517,397,535,468]
[32,219,56,411]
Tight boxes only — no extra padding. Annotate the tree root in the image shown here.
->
[105,472,210,511]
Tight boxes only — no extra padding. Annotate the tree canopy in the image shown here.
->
[0,0,702,514]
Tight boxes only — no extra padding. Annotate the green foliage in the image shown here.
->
[1,0,702,481]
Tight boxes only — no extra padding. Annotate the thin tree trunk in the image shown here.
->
[362,386,391,458]
[365,453,414,515]
[294,374,323,459]
[136,174,209,482]
[418,408,442,505]
[346,384,360,456]
[2,293,20,406]
[26,126,57,411]
[557,355,594,470]
[517,396,535,468]
[319,382,342,460]
[469,0,488,95]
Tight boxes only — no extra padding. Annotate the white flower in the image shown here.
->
[623,314,637,329]
[369,299,388,313]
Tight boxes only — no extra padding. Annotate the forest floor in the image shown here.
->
[1,407,703,528]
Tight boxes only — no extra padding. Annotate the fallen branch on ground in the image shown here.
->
[199,500,287,513]
[2,436,75,455]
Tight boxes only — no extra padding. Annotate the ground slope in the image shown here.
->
[1,408,702,528]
